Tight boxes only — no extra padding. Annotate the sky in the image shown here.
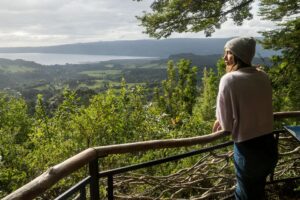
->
[0,0,277,47]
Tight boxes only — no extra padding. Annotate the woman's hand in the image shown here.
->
[212,120,222,132]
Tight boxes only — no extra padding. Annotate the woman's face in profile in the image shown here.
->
[223,49,235,66]
[223,49,235,72]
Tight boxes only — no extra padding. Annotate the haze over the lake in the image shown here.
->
[0,0,276,47]
[0,53,156,65]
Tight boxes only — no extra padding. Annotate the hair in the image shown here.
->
[226,54,252,73]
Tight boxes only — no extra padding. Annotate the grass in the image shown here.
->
[34,85,50,91]
[76,79,147,91]
[139,63,166,69]
[104,64,114,68]
[79,70,122,78]
[0,65,35,73]
[77,80,120,90]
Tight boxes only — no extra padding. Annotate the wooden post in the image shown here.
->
[89,159,100,200]
[80,186,86,200]
[107,175,114,200]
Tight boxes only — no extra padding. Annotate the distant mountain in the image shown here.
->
[0,38,277,58]
[167,53,272,67]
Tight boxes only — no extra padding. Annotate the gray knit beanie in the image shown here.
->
[224,37,256,65]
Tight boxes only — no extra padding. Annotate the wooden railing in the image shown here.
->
[3,111,300,200]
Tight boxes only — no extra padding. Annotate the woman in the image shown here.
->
[213,37,278,200]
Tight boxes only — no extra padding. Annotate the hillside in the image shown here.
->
[0,38,277,58]
[0,53,272,91]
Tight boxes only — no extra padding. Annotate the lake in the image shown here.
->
[0,53,156,65]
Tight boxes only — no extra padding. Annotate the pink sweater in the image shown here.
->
[216,67,273,143]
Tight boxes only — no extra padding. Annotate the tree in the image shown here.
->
[155,59,198,121]
[194,59,225,122]
[258,0,300,110]
[259,0,299,21]
[0,93,32,195]
[187,59,225,135]
[135,0,254,38]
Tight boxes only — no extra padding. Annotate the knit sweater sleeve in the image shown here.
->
[216,75,234,132]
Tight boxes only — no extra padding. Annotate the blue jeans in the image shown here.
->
[234,134,278,200]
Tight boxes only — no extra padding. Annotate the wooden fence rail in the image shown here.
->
[3,111,300,200]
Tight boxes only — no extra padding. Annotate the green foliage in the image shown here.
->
[72,82,147,147]
[26,91,81,176]
[258,0,300,111]
[259,0,299,21]
[155,59,198,121]
[136,0,254,38]
[194,67,218,122]
[0,93,31,194]
[260,18,300,111]
[186,58,225,135]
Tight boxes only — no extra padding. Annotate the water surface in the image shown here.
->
[0,53,154,65]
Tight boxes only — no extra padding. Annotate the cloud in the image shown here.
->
[0,0,153,46]
[0,0,277,47]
